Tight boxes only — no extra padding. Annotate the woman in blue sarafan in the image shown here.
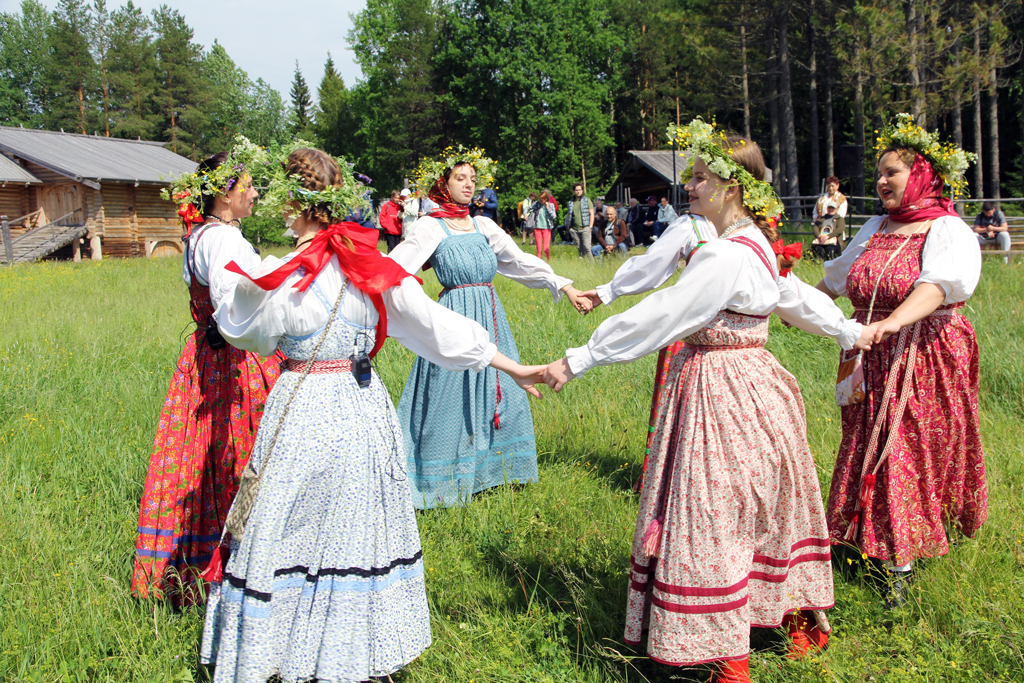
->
[389,152,591,509]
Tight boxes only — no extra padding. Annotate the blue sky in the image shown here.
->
[0,0,367,102]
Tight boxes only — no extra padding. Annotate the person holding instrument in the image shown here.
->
[132,137,282,607]
[200,146,545,683]
[545,120,871,682]
[812,114,986,606]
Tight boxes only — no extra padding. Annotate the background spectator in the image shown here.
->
[470,186,498,221]
[639,196,659,245]
[521,192,538,245]
[814,176,848,221]
[378,190,404,253]
[653,196,677,239]
[591,205,628,258]
[400,189,419,237]
[616,201,627,223]
[565,182,595,260]
[812,201,846,260]
[974,201,1011,263]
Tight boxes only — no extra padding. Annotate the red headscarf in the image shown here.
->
[886,153,959,224]
[225,222,421,357]
[426,176,470,218]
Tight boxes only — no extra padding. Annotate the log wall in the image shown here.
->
[0,186,34,237]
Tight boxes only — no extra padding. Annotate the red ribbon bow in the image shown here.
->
[771,239,803,277]
[225,222,421,358]
[178,203,204,235]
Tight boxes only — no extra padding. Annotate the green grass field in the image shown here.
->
[1,243,1023,682]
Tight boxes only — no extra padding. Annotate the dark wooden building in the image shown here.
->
[0,126,196,263]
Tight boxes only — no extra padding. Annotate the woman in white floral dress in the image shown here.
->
[545,123,870,682]
[199,148,544,683]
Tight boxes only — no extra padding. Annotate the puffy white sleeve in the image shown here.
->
[476,217,572,301]
[594,215,709,305]
[775,273,863,350]
[214,255,297,357]
[566,244,742,376]
[384,277,497,372]
[822,215,884,297]
[386,216,445,274]
[917,216,982,303]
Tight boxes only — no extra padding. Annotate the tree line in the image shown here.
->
[2,0,1022,221]
[0,0,289,157]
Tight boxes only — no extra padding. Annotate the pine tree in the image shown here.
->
[0,0,52,127]
[46,0,95,134]
[90,0,112,136]
[289,61,313,135]
[315,53,355,157]
[106,0,158,140]
[151,5,207,156]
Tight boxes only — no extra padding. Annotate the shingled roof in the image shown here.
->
[0,126,196,188]
[0,153,41,184]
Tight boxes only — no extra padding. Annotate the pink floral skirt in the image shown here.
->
[626,311,833,665]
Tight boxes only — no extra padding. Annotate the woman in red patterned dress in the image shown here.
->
[132,145,282,606]
[545,121,870,682]
[814,116,985,605]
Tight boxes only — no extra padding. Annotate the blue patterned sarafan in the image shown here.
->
[201,281,431,683]
[399,218,539,509]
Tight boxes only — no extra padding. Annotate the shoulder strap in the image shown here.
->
[186,222,215,286]
[435,217,452,237]
[730,235,776,277]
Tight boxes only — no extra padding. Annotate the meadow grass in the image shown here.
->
[1,244,1023,682]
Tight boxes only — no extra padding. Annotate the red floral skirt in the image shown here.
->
[131,331,281,606]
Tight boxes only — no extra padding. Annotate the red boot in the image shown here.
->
[782,611,829,659]
[710,656,751,683]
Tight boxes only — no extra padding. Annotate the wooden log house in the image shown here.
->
[0,126,197,262]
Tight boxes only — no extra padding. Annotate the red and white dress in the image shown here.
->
[131,221,282,606]
[567,226,861,665]
[822,215,986,564]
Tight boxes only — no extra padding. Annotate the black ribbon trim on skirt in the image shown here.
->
[223,550,424,602]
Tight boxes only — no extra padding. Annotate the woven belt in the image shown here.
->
[283,358,353,374]
[686,343,763,351]
[854,307,961,318]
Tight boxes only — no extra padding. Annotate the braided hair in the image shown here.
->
[285,148,345,225]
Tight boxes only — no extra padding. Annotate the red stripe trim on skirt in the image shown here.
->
[750,552,832,582]
[652,594,749,615]
[654,576,749,597]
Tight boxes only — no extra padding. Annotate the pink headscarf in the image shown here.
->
[886,153,959,223]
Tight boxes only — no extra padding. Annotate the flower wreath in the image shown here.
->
[255,141,369,221]
[161,135,271,226]
[874,113,977,198]
[411,145,498,195]
[667,118,785,220]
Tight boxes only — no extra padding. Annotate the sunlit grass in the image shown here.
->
[0,245,1022,681]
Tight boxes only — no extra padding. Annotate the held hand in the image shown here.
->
[579,289,603,309]
[564,287,593,315]
[544,357,576,392]
[853,324,874,351]
[510,364,546,398]
[870,317,903,344]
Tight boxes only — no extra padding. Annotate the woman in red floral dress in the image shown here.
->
[131,146,282,606]
[815,116,986,604]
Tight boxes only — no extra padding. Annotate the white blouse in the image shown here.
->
[823,214,981,304]
[595,214,718,305]
[181,222,261,311]
[391,215,572,301]
[214,254,497,372]
[566,227,864,376]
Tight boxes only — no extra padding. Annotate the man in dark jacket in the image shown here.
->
[470,187,499,221]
